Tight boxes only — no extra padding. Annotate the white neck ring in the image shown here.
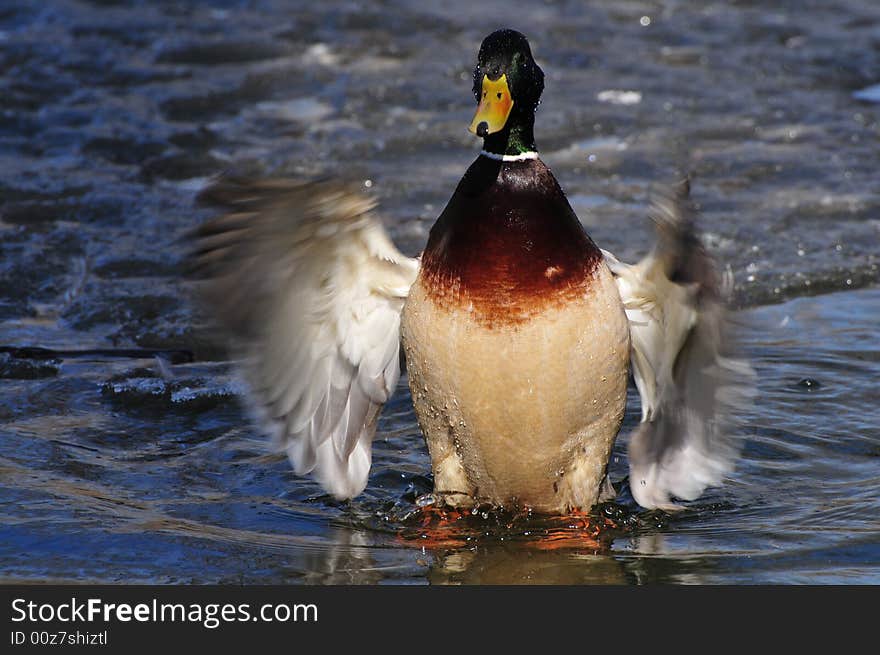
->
[479,150,539,162]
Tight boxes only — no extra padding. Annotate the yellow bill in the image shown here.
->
[469,74,514,137]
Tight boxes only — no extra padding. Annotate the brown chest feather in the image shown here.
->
[420,157,601,326]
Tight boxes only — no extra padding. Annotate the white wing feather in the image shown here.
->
[603,181,756,511]
[191,178,419,499]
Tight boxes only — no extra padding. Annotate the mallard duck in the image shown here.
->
[191,29,753,514]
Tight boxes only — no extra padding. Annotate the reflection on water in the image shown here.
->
[2,289,879,584]
[429,548,630,585]
[1,0,879,584]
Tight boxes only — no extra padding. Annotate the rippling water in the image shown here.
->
[1,0,878,584]
[2,288,879,583]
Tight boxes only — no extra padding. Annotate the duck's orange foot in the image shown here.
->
[395,500,628,552]
[530,510,620,551]
[397,502,476,549]
[416,503,469,527]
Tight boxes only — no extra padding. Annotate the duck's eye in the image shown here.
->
[496,92,502,99]
[483,91,487,98]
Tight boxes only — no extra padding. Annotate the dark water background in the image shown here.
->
[1,0,878,584]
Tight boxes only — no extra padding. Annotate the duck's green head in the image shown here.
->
[469,29,545,156]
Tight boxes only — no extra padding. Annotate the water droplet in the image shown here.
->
[639,15,651,26]
[416,493,437,508]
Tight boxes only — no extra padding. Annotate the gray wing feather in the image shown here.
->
[191,178,419,499]
[604,180,756,510]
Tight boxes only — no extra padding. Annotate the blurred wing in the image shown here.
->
[191,178,419,500]
[603,180,756,511]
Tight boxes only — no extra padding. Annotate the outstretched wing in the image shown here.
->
[603,180,755,511]
[190,178,419,500]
